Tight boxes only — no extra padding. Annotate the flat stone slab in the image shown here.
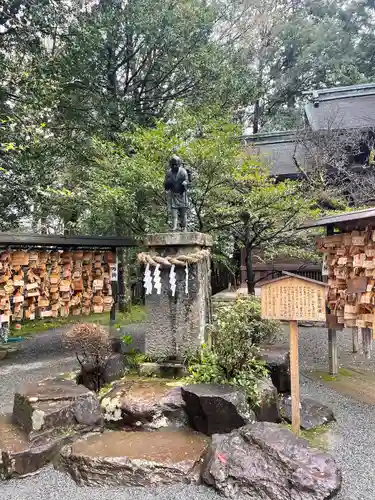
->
[0,414,74,479]
[202,422,342,499]
[280,395,335,430]
[58,429,209,486]
[12,377,102,439]
[138,362,188,378]
[101,379,187,429]
[181,384,255,436]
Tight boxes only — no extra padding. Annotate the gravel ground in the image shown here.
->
[0,328,76,414]
[0,471,220,500]
[1,325,375,499]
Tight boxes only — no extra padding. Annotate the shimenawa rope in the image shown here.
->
[137,249,210,267]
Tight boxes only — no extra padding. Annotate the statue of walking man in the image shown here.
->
[164,155,189,231]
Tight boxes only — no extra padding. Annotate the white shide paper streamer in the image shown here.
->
[153,264,161,295]
[169,264,176,297]
[143,263,153,295]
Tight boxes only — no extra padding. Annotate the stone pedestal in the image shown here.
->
[142,232,212,359]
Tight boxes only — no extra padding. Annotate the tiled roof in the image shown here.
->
[241,131,306,176]
[304,83,375,131]
[301,207,375,229]
[243,83,375,176]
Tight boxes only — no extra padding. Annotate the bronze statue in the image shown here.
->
[164,155,189,231]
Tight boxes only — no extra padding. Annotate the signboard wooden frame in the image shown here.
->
[260,272,328,435]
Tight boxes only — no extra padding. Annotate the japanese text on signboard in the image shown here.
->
[261,278,326,322]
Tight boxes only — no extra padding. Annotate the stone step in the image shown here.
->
[57,428,209,486]
[12,377,102,440]
[0,414,73,479]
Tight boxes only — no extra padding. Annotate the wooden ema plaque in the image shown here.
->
[261,272,328,435]
[261,274,327,322]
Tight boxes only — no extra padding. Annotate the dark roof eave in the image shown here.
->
[300,208,375,229]
[0,233,139,248]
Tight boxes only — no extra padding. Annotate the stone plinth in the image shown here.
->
[142,232,213,359]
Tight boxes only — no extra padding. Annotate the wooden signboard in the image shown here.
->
[261,272,328,435]
[261,274,326,322]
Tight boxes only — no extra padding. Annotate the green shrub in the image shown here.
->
[120,334,151,369]
[213,296,281,348]
[189,344,268,405]
[189,296,281,406]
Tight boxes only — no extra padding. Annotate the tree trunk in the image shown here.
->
[245,245,255,295]
[117,249,131,312]
[114,209,131,311]
[253,99,260,134]
[117,249,125,312]
[253,64,264,134]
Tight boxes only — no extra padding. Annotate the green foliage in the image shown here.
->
[230,0,372,131]
[121,334,133,346]
[9,306,145,337]
[3,0,373,238]
[82,109,319,282]
[125,349,150,370]
[120,333,151,369]
[188,347,224,384]
[189,344,268,406]
[189,297,279,405]
[213,297,282,349]
[0,0,253,233]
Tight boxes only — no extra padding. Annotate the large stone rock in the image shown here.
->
[12,377,102,440]
[202,422,342,499]
[157,387,188,428]
[254,376,280,423]
[101,380,188,429]
[0,414,78,479]
[103,353,127,384]
[181,384,255,436]
[259,344,291,393]
[57,428,208,486]
[1,435,75,479]
[77,353,127,391]
[280,395,335,430]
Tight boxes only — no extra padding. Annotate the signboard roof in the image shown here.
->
[259,271,328,288]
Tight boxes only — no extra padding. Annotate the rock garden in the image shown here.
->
[0,297,342,499]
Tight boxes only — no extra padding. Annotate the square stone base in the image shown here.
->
[142,232,212,360]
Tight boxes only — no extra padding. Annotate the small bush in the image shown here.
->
[213,296,281,348]
[189,344,268,405]
[189,296,281,405]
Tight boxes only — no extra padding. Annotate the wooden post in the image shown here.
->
[110,247,117,326]
[352,327,359,353]
[289,320,300,435]
[358,327,363,354]
[326,224,338,375]
[363,327,371,359]
[370,329,373,352]
[260,272,326,436]
[328,329,338,375]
